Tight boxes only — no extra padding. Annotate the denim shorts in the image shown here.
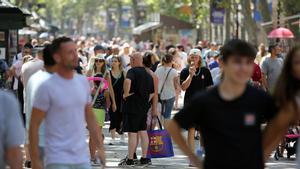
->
[46,163,91,169]
[161,97,175,119]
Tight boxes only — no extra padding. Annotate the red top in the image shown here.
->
[252,63,262,82]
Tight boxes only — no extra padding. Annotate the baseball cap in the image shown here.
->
[189,49,201,56]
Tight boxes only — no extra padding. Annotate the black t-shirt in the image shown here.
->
[174,85,278,169]
[180,67,213,104]
[127,67,154,102]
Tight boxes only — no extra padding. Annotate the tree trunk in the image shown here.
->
[241,0,257,45]
[225,0,231,43]
[115,0,123,37]
[131,0,138,27]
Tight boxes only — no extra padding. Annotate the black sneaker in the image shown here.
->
[118,158,135,167]
[120,154,138,165]
[140,157,152,166]
[24,160,31,168]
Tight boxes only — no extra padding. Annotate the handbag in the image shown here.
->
[158,68,172,103]
[147,116,174,158]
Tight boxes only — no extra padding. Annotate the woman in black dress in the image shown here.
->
[109,56,125,145]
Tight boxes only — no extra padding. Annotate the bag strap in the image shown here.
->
[111,70,123,87]
[92,79,104,105]
[150,116,163,130]
[159,68,172,95]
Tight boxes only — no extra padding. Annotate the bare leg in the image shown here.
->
[138,130,149,158]
[89,137,96,160]
[188,128,196,151]
[25,144,31,161]
[128,132,138,159]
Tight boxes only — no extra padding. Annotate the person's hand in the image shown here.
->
[112,102,117,112]
[91,88,96,95]
[123,93,132,100]
[97,148,106,169]
[32,160,43,169]
[189,66,196,76]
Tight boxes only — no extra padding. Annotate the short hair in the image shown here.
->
[162,53,173,64]
[220,39,256,62]
[143,51,153,68]
[51,37,73,54]
[23,42,33,49]
[43,44,56,66]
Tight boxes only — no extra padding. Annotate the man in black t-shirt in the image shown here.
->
[167,39,280,169]
[119,52,154,167]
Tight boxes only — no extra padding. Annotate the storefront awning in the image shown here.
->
[0,0,29,29]
[132,22,162,35]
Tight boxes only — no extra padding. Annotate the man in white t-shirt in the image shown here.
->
[21,47,44,88]
[29,37,106,169]
[24,44,56,167]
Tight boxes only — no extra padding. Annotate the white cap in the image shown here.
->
[123,43,130,48]
[189,49,201,56]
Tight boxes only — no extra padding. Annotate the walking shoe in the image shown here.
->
[120,153,139,165]
[90,158,101,166]
[140,157,152,166]
[24,160,31,168]
[118,158,135,167]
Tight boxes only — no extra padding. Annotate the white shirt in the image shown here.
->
[12,60,23,90]
[21,59,44,88]
[155,66,177,100]
[25,70,52,146]
[33,73,91,165]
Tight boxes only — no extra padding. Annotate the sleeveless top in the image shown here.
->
[110,70,125,108]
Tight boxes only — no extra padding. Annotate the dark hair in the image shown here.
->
[268,44,278,53]
[273,46,300,117]
[176,44,185,51]
[165,45,175,52]
[143,51,153,68]
[220,39,256,62]
[51,37,73,54]
[195,46,203,51]
[24,42,33,49]
[43,44,56,66]
[162,53,173,64]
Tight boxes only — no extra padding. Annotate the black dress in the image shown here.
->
[109,70,125,132]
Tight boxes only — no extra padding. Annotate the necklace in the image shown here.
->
[194,68,201,76]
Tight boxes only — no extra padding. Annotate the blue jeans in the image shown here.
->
[161,97,175,119]
[46,163,91,169]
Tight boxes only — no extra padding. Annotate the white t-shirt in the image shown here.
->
[21,59,44,88]
[25,70,52,146]
[33,73,91,165]
[12,60,23,90]
[121,54,130,68]
[155,66,177,100]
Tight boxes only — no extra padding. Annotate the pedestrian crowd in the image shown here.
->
[0,35,299,169]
